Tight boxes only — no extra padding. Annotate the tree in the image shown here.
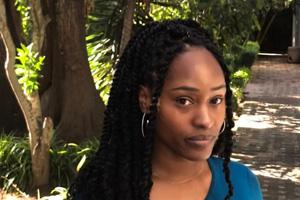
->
[1,0,110,190]
[256,0,292,45]
[0,0,26,134]
[119,0,136,55]
[1,0,106,143]
[0,0,52,189]
[38,0,105,142]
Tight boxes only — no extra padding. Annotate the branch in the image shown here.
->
[119,0,136,56]
[1,0,53,188]
[28,0,50,52]
[0,0,32,131]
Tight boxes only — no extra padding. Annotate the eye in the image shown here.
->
[210,96,223,105]
[175,97,193,106]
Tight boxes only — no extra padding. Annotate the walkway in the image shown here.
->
[233,56,300,200]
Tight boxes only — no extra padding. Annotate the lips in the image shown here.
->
[184,135,216,148]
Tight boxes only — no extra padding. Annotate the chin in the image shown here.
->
[186,151,213,162]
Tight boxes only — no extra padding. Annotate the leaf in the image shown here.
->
[76,155,87,172]
[58,150,67,154]
[256,0,265,10]
[15,68,26,75]
[4,177,15,190]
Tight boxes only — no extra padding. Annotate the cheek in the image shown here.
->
[155,105,182,135]
[215,101,226,117]
[215,105,226,129]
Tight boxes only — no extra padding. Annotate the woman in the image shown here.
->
[70,19,262,200]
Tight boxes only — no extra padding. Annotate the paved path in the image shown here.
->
[233,56,300,200]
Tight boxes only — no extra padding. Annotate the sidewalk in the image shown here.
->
[233,56,300,200]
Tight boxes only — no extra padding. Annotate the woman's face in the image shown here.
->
[154,47,226,162]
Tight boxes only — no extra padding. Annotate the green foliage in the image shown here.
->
[225,41,258,111]
[258,0,292,11]
[187,0,260,52]
[15,43,44,95]
[149,0,190,21]
[0,134,32,192]
[85,0,124,103]
[87,34,115,104]
[86,0,122,58]
[49,138,99,188]
[0,134,99,193]
[14,0,32,41]
[230,67,252,110]
[234,41,260,68]
[231,67,251,89]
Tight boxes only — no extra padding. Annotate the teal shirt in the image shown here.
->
[206,157,263,200]
[74,157,263,200]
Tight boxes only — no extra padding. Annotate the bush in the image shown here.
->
[0,134,99,193]
[234,41,260,68]
[230,67,252,112]
[0,134,32,192]
[87,34,115,105]
[49,139,99,189]
[231,67,251,89]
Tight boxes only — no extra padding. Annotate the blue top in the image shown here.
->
[206,157,263,200]
[73,157,263,200]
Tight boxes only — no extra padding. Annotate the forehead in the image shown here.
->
[164,47,225,89]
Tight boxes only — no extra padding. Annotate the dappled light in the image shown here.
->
[253,165,300,184]
[235,101,300,134]
[233,58,300,199]
[232,153,300,184]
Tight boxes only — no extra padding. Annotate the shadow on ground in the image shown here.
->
[233,96,300,199]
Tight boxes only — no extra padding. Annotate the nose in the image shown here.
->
[192,104,214,130]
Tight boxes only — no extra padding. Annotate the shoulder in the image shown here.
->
[208,156,263,200]
[209,156,256,178]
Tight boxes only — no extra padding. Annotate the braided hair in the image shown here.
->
[70,19,235,200]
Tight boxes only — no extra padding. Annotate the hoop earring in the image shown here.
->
[219,121,226,134]
[141,113,149,138]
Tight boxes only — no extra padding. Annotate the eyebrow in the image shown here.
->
[211,84,226,91]
[171,84,226,92]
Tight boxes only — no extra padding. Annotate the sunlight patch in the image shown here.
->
[253,165,300,184]
[235,114,275,129]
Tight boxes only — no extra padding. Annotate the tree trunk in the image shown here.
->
[0,0,52,189]
[28,0,50,52]
[0,37,26,135]
[0,0,26,134]
[119,0,136,55]
[40,0,105,143]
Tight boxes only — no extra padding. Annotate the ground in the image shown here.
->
[233,56,300,200]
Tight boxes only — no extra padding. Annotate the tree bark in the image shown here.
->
[0,0,26,134]
[119,0,136,55]
[28,0,50,52]
[40,0,105,142]
[0,0,52,189]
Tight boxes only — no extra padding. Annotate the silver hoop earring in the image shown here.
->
[219,121,226,134]
[141,113,149,138]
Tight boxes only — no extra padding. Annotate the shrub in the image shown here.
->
[0,134,99,193]
[0,134,32,192]
[234,41,260,68]
[230,67,252,113]
[49,139,99,189]
[87,34,115,105]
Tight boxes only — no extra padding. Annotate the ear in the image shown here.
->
[138,86,152,113]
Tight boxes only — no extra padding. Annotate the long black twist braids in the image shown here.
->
[70,19,235,200]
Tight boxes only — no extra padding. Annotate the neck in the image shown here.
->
[151,139,209,181]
